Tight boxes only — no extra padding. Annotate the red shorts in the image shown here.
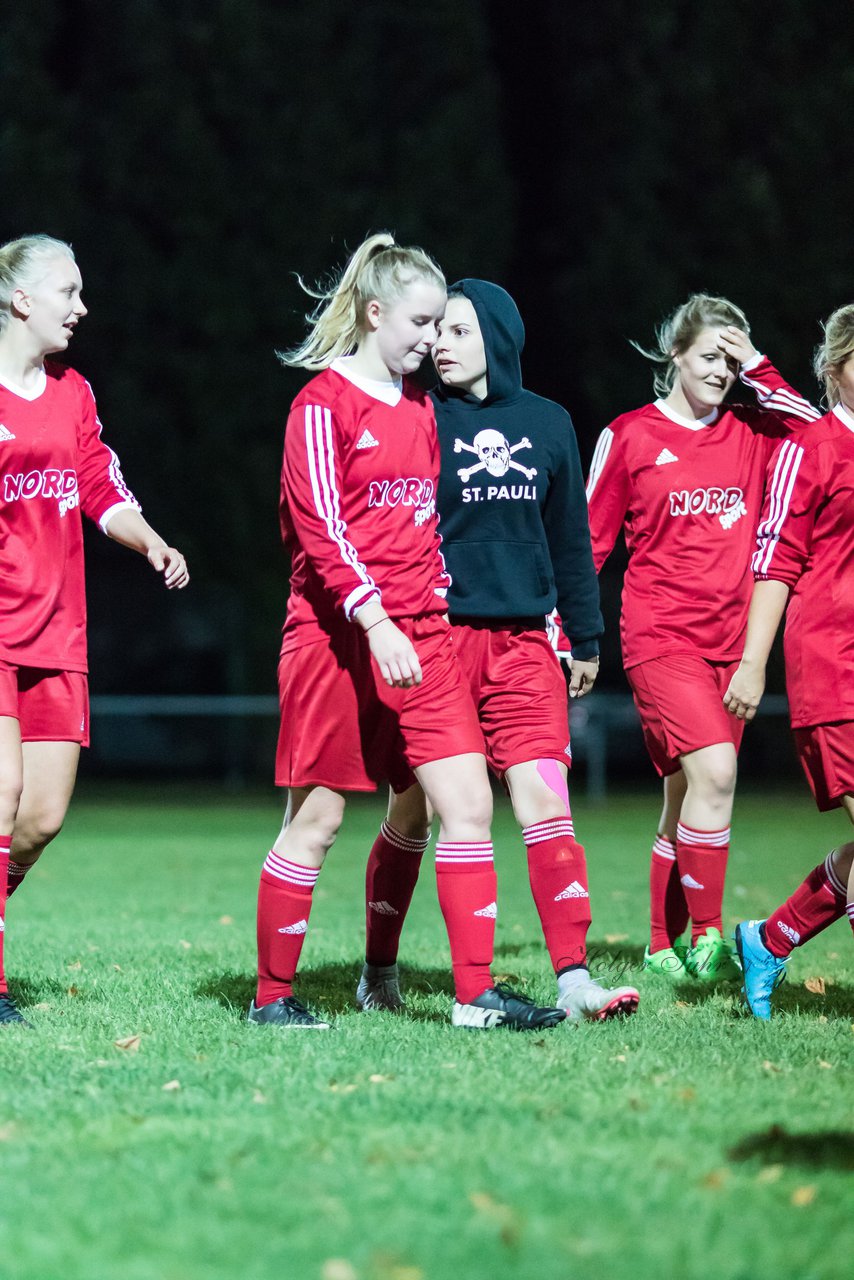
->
[275,613,485,793]
[0,660,89,746]
[793,722,854,812]
[627,654,744,777]
[450,622,571,779]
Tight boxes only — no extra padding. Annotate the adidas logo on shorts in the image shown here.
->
[368,900,398,916]
[474,901,497,919]
[777,920,800,945]
[277,919,308,935]
[554,880,589,900]
[680,873,705,890]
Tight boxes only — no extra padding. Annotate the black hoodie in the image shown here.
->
[431,279,602,659]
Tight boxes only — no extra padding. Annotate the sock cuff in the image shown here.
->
[652,834,677,860]
[676,823,730,847]
[824,851,848,898]
[435,840,494,865]
[522,818,575,846]
[847,902,854,923]
[381,821,429,853]
[261,850,320,889]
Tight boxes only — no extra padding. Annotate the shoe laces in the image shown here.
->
[492,982,535,1007]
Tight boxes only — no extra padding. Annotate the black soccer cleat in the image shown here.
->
[246,995,331,1029]
[451,983,566,1031]
[0,994,32,1027]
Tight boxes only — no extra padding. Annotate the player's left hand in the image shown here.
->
[148,545,190,589]
[716,325,758,368]
[568,657,598,699]
[723,659,765,720]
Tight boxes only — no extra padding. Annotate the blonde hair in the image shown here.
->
[280,232,445,370]
[813,304,854,407]
[0,235,76,334]
[633,293,750,397]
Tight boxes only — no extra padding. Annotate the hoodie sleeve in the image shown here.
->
[541,415,603,660]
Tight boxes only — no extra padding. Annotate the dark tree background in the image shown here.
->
[2,0,852,712]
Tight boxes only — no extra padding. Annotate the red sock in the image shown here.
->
[764,852,847,958]
[847,902,854,938]
[365,821,428,967]
[0,837,10,995]
[435,840,496,1003]
[6,860,28,899]
[676,822,729,943]
[255,850,320,1006]
[649,833,690,952]
[522,818,591,973]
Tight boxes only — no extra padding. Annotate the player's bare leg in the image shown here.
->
[505,759,638,1020]
[250,785,345,1029]
[7,741,80,897]
[359,784,432,1012]
[0,716,26,1022]
[644,770,691,975]
[676,742,740,979]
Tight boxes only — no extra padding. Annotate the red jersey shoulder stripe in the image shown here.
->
[752,438,804,576]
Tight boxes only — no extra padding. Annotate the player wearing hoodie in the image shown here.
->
[356,280,640,1022]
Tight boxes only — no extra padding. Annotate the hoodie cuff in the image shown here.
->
[568,638,600,662]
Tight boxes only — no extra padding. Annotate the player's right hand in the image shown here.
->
[367,619,423,688]
[723,659,765,721]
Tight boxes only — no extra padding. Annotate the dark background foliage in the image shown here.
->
[2,0,852,703]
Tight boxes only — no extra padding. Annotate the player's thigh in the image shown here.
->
[0,715,24,827]
[414,753,492,841]
[505,758,570,828]
[17,740,80,838]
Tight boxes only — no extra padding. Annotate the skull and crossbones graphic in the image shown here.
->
[454,430,538,482]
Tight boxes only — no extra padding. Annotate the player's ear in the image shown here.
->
[11,287,32,318]
[364,299,382,332]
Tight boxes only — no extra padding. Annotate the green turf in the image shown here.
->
[1,784,852,1280]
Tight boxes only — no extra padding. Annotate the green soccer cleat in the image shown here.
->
[685,927,741,982]
[642,944,689,979]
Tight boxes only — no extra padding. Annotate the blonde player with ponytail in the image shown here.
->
[249,234,565,1032]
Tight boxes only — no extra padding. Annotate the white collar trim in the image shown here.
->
[654,398,719,431]
[0,367,47,401]
[331,357,403,407]
[833,403,854,434]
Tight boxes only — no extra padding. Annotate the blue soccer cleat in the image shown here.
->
[734,920,787,1020]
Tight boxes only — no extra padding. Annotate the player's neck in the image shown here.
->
[0,330,48,391]
[663,384,717,422]
[345,342,400,385]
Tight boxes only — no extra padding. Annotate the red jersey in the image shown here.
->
[279,366,450,646]
[0,362,139,672]
[752,405,854,728]
[585,357,819,669]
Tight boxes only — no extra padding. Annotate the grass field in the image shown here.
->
[1,783,852,1280]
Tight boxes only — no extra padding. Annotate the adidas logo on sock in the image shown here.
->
[474,901,497,918]
[356,428,379,450]
[777,920,800,944]
[655,448,678,466]
[277,919,308,935]
[368,900,398,916]
[554,881,589,900]
[680,873,705,890]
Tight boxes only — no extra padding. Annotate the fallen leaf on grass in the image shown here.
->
[756,1165,783,1184]
[161,1079,181,1092]
[700,1169,729,1190]
[762,1060,781,1073]
[468,1191,522,1247]
[321,1261,358,1280]
[178,940,192,950]
[818,1060,833,1070]
[493,973,522,986]
[676,1087,696,1102]
[114,1035,141,1053]
[369,1073,394,1084]
[804,977,826,995]
[112,965,122,972]
[66,986,79,997]
[218,915,233,926]
[66,960,82,971]
[329,1082,357,1094]
[0,1123,18,1142]
[791,1185,816,1207]
[613,1054,627,1062]
[675,1001,691,1010]
[33,1002,51,1011]
[604,933,629,944]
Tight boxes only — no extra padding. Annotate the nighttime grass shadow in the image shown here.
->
[768,981,854,1019]
[10,976,68,1007]
[196,962,455,1021]
[728,1124,854,1171]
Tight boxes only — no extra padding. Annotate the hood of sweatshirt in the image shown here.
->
[433,278,525,406]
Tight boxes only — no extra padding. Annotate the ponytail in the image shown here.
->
[280,232,445,370]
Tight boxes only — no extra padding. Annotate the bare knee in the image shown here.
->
[276,789,345,863]
[831,842,854,882]
[12,804,65,857]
